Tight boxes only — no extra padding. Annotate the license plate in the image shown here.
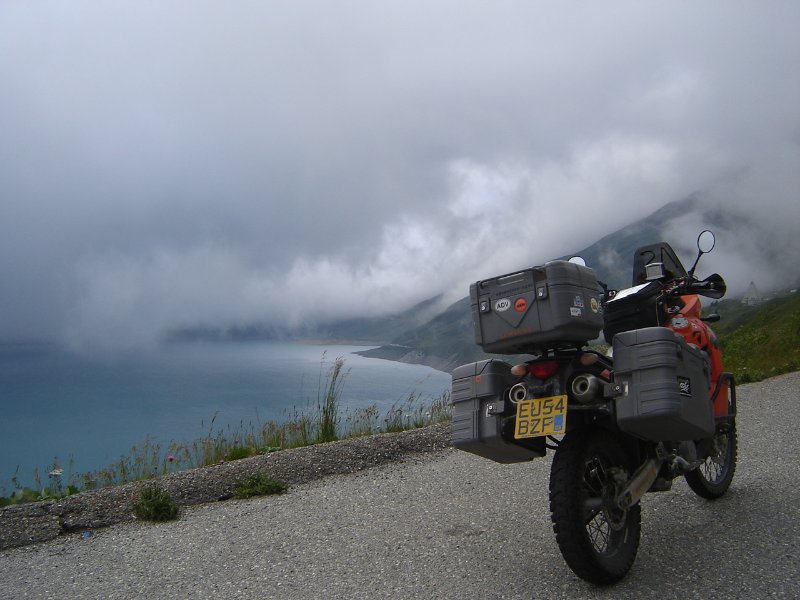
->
[514,394,568,439]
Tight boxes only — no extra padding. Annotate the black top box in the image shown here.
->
[470,260,603,354]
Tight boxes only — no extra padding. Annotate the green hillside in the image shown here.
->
[715,294,800,382]
[704,299,764,335]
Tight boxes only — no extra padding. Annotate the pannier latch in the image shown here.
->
[606,382,627,398]
[486,401,506,416]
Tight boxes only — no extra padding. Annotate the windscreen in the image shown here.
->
[631,242,687,286]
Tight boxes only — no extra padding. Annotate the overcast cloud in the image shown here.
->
[1,1,798,351]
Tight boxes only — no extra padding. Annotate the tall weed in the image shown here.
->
[318,356,348,443]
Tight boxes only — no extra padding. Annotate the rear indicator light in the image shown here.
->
[510,364,528,377]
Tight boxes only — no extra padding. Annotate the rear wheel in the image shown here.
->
[549,430,641,585]
[684,426,737,499]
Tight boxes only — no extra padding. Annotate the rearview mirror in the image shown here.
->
[688,230,716,278]
[697,230,716,254]
[568,256,587,267]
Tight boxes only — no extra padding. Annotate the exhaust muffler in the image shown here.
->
[571,373,601,403]
[509,383,529,404]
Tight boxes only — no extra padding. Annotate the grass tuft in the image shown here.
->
[234,473,288,499]
[132,484,179,522]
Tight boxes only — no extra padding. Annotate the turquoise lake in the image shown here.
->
[0,341,451,490]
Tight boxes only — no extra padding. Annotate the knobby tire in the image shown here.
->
[684,427,737,499]
[549,429,641,585]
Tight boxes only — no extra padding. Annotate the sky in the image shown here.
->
[1,1,798,351]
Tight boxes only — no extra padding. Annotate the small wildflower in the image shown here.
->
[166,455,175,463]
[49,468,63,477]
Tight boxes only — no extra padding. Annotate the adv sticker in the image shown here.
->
[494,298,511,312]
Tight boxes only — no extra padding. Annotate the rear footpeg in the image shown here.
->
[648,477,673,493]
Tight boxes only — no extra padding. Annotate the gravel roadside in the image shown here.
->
[1,372,799,599]
[0,423,451,551]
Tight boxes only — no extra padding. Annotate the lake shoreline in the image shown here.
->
[1,340,451,491]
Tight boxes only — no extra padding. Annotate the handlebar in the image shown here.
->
[663,273,726,300]
[671,280,708,295]
[600,273,726,305]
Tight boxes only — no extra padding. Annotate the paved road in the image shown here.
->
[2,372,799,599]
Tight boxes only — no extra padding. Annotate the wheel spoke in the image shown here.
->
[583,458,606,495]
[580,454,625,554]
[684,427,737,499]
[701,433,730,483]
[586,512,611,553]
[703,457,722,482]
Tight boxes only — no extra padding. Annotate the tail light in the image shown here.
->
[527,360,560,380]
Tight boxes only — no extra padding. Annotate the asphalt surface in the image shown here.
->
[1,372,798,599]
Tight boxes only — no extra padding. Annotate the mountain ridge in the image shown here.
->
[353,194,792,373]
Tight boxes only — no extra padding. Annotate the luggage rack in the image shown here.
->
[712,371,737,430]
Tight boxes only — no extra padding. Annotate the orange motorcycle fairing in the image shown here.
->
[668,294,729,417]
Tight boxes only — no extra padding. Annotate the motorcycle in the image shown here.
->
[451,230,737,584]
